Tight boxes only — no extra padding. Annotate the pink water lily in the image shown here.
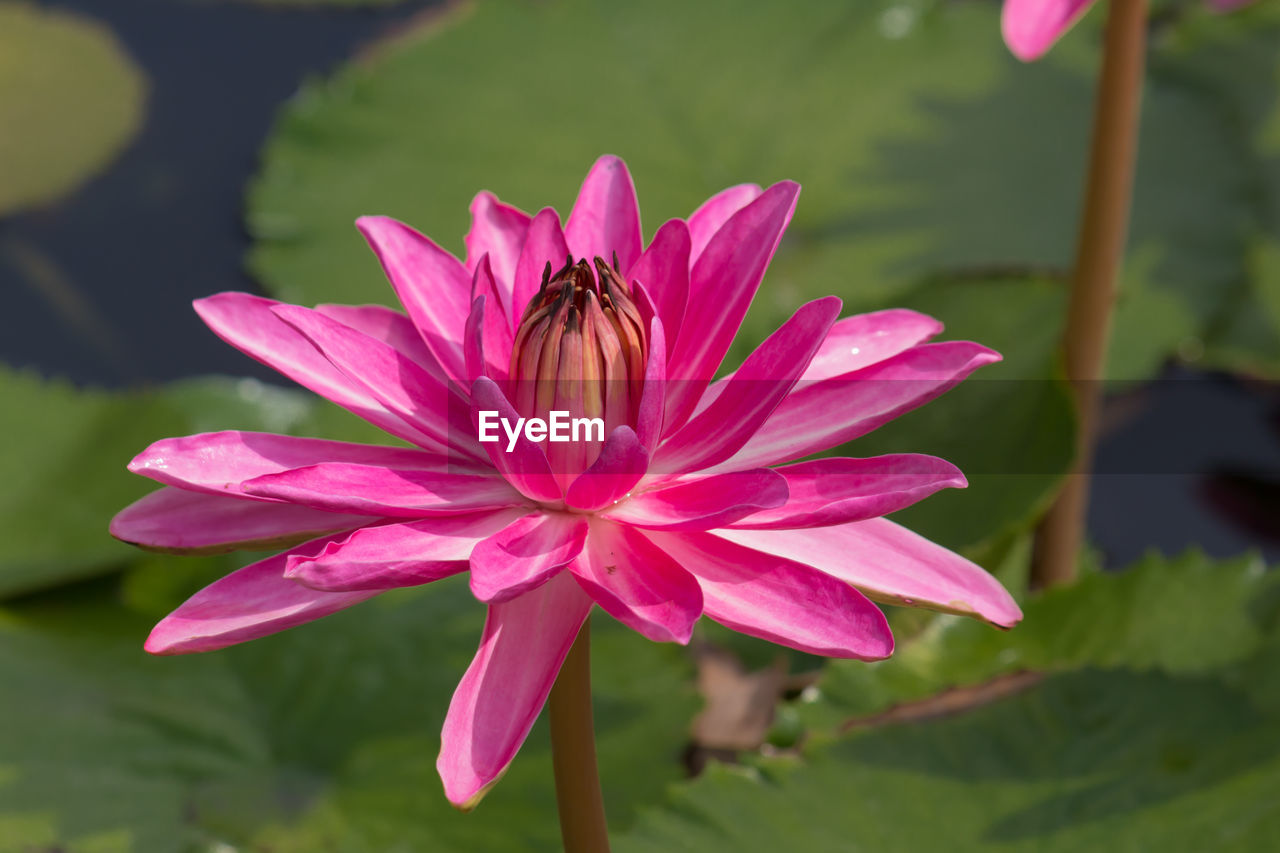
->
[1003,0,1253,61]
[112,156,1020,808]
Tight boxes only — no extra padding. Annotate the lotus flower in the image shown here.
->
[1003,0,1253,61]
[112,156,1021,807]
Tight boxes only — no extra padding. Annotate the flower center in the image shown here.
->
[509,255,648,477]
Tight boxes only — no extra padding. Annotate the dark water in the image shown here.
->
[1089,369,1280,564]
[1,0,434,387]
[2,0,1276,566]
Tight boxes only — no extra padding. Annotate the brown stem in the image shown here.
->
[1032,0,1148,589]
[549,617,611,853]
[838,671,1045,733]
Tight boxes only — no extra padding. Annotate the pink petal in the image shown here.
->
[635,315,668,454]
[801,309,944,381]
[356,216,472,384]
[646,531,894,660]
[702,302,924,415]
[243,462,526,517]
[144,532,379,654]
[684,308,938,418]
[665,181,800,432]
[469,512,588,602]
[565,155,643,274]
[625,219,689,358]
[728,455,966,530]
[271,304,483,461]
[470,256,514,379]
[438,572,593,808]
[716,518,1022,628]
[564,426,649,512]
[656,296,840,474]
[630,278,658,334]
[463,294,489,383]
[687,183,763,262]
[712,341,1001,472]
[465,190,531,296]
[470,377,562,503]
[128,430,458,497]
[569,520,703,644]
[1001,0,1095,61]
[602,469,787,531]
[511,208,569,326]
[286,509,528,592]
[194,293,445,451]
[314,302,451,383]
[111,487,367,555]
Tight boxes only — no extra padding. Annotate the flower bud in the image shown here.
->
[509,256,648,478]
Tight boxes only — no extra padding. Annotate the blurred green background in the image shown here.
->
[2,0,1279,849]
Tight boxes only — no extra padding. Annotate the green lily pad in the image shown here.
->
[0,368,186,598]
[614,551,1280,852]
[802,549,1279,734]
[615,667,1280,853]
[0,574,697,851]
[1154,3,1280,377]
[0,367,376,598]
[248,0,1256,380]
[0,3,146,215]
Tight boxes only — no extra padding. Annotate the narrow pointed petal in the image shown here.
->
[286,509,528,592]
[144,532,379,654]
[635,315,667,454]
[695,304,934,416]
[657,296,840,474]
[243,462,525,517]
[665,181,800,432]
[271,304,482,460]
[464,295,489,382]
[111,487,367,555]
[716,518,1022,628]
[570,520,702,644]
[630,278,658,335]
[194,293,444,450]
[356,215,471,383]
[646,531,893,659]
[686,183,763,261]
[728,455,966,530]
[470,256,514,379]
[801,309,944,381]
[438,573,593,808]
[314,302,451,382]
[1002,0,1094,62]
[469,512,588,602]
[712,341,1001,472]
[511,208,569,326]
[465,190,530,293]
[565,426,649,512]
[128,431,459,497]
[602,469,787,531]
[625,219,689,357]
[565,155,643,273]
[470,377,562,503]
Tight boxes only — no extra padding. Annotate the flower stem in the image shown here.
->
[1032,0,1148,589]
[549,616,611,853]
